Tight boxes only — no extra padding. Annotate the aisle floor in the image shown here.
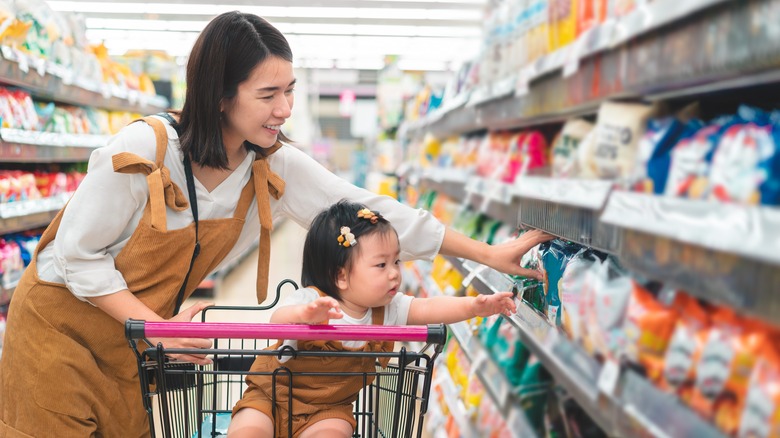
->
[185,219,308,322]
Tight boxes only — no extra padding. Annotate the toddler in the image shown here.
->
[228,200,516,437]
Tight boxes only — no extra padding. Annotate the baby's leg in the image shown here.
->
[227,408,273,438]
[298,418,353,438]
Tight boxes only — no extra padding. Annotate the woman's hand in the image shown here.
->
[299,296,343,324]
[146,301,214,365]
[483,229,553,279]
[471,292,517,318]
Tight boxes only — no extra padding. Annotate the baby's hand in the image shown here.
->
[301,296,343,323]
[472,292,517,317]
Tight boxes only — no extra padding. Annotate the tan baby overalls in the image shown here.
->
[0,116,283,437]
[233,288,395,437]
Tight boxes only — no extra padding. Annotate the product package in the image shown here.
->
[551,118,594,178]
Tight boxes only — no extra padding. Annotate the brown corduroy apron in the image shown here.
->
[233,288,395,438]
[0,116,283,437]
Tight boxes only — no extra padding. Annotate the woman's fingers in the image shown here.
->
[176,301,215,321]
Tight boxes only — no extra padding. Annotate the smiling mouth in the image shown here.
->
[263,124,281,131]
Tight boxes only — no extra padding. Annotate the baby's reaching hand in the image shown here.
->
[471,292,517,317]
[301,296,343,323]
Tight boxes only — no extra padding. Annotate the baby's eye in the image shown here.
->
[376,263,386,268]
[394,260,401,265]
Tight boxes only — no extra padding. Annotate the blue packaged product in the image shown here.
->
[539,240,582,327]
[708,105,776,204]
[665,114,737,198]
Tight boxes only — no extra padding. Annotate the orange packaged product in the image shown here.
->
[689,310,770,435]
[577,0,607,35]
[738,342,780,438]
[660,294,710,396]
[622,282,678,382]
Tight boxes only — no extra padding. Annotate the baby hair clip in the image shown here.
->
[357,208,380,224]
[338,226,357,247]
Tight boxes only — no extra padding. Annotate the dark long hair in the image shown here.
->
[177,11,293,169]
[302,200,395,300]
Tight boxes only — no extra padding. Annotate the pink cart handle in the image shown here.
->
[125,320,447,344]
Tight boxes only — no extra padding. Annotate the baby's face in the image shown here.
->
[343,232,402,309]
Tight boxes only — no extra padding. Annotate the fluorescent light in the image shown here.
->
[85,18,480,38]
[49,2,481,21]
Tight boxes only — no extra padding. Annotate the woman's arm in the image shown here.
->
[89,291,214,364]
[439,228,551,279]
[406,292,516,325]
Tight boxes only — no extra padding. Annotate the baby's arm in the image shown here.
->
[270,296,344,324]
[406,292,517,325]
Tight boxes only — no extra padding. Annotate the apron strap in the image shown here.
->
[252,151,285,304]
[112,116,188,232]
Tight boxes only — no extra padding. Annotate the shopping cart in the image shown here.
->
[125,281,447,438]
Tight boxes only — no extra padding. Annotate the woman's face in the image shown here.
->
[222,56,296,148]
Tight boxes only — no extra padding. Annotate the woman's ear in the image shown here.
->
[336,267,349,291]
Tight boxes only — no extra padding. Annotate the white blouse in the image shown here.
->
[36,115,445,301]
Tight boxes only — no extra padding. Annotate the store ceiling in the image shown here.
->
[48,0,486,71]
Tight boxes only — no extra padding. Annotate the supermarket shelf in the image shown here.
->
[0,45,168,114]
[601,191,780,324]
[0,128,109,163]
[0,193,72,235]
[400,0,772,139]
[452,257,727,438]
[435,367,479,438]
[515,176,620,254]
[449,321,538,438]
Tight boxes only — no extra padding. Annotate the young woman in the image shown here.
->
[0,11,550,437]
[228,200,518,438]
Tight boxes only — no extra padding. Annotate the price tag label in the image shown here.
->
[0,45,13,60]
[17,52,29,73]
[597,359,621,397]
[35,57,46,76]
[563,38,585,78]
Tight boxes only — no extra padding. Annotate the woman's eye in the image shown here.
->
[285,89,295,95]
[261,95,274,100]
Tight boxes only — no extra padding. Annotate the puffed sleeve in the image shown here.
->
[52,121,154,299]
[270,145,445,261]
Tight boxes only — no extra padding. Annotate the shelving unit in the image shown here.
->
[450,257,727,438]
[601,192,780,324]
[400,0,778,140]
[0,43,169,307]
[415,261,538,438]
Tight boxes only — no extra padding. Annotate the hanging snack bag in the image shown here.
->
[591,100,659,180]
[551,118,594,178]
[584,258,633,359]
[560,248,602,342]
[539,240,582,327]
[707,105,779,205]
[621,282,678,382]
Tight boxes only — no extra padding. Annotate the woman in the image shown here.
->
[0,11,550,437]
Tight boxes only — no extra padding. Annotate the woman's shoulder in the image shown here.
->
[100,115,181,163]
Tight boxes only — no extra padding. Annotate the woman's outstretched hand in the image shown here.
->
[484,229,553,280]
[147,301,215,365]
